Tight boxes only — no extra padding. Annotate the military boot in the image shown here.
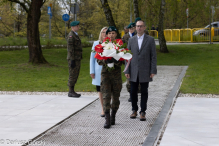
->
[68,86,81,98]
[110,110,117,125]
[104,112,111,129]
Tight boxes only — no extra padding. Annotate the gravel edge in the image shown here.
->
[0,91,98,96]
[178,93,219,98]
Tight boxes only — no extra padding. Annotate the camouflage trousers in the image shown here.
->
[101,72,122,113]
[68,60,81,87]
[126,79,141,93]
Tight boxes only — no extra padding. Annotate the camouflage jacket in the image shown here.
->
[97,60,123,74]
[121,32,137,46]
[67,30,82,60]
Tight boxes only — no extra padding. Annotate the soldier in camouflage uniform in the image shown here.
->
[97,26,122,129]
[122,22,141,102]
[67,21,82,98]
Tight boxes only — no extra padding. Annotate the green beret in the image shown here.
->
[70,21,80,26]
[106,26,117,34]
[135,17,141,23]
[127,22,136,28]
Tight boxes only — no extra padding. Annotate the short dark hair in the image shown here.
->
[136,20,146,26]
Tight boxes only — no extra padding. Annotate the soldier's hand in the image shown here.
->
[105,58,113,64]
[71,60,76,68]
[112,58,119,63]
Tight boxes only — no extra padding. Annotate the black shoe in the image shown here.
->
[104,112,111,129]
[128,98,132,102]
[68,92,81,98]
[100,114,105,117]
[110,110,117,125]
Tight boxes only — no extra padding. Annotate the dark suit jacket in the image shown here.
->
[125,34,157,82]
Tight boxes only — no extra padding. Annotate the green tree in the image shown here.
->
[99,0,120,38]
[133,0,139,19]
[158,0,168,53]
[2,0,48,64]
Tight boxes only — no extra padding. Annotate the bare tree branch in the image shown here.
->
[7,0,29,12]
[23,0,30,6]
[42,0,47,4]
[53,15,65,37]
[0,20,14,34]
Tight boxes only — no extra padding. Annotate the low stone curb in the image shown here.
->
[0,44,92,51]
[143,66,188,146]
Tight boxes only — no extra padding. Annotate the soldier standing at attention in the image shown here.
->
[97,26,123,129]
[67,21,82,98]
[122,22,136,45]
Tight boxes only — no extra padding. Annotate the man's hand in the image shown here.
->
[125,74,130,78]
[71,60,76,68]
[150,74,155,78]
[90,74,95,79]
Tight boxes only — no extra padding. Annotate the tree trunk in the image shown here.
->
[133,0,139,19]
[100,0,120,38]
[27,0,48,64]
[158,0,168,53]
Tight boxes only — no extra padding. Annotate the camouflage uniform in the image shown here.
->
[67,30,83,87]
[122,32,141,93]
[121,33,132,45]
[97,60,123,113]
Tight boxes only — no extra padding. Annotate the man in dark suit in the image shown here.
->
[125,20,157,121]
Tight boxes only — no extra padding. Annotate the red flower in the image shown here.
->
[94,53,111,60]
[119,58,125,61]
[115,39,123,46]
[95,44,103,53]
[103,37,111,42]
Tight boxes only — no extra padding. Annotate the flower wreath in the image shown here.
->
[93,37,132,71]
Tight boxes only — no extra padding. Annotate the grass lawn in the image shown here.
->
[0,37,91,46]
[0,47,126,92]
[0,44,219,94]
[157,44,219,94]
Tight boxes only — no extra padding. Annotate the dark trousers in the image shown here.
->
[130,77,149,114]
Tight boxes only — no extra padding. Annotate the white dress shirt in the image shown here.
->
[74,31,78,35]
[129,32,133,38]
[137,33,145,50]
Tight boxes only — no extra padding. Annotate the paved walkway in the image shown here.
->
[0,66,218,146]
[160,97,219,146]
[0,95,97,146]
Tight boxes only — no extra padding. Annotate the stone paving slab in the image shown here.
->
[25,66,184,146]
[0,95,98,146]
[160,97,219,146]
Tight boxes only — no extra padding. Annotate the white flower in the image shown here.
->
[103,42,115,50]
[118,52,132,60]
[101,42,108,47]
[107,62,114,68]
